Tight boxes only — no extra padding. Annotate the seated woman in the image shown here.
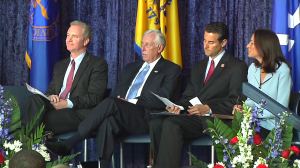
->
[233,29,292,137]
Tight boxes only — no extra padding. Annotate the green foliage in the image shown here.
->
[45,152,81,168]
[188,152,208,168]
[231,111,244,135]
[4,91,21,134]
[197,102,295,168]
[206,117,236,161]
[1,90,80,167]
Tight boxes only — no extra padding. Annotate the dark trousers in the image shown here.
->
[77,97,149,161]
[149,115,233,168]
[22,94,89,134]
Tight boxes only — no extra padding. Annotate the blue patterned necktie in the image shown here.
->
[127,64,150,99]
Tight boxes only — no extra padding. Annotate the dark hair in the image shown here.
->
[253,29,292,73]
[205,22,229,42]
[9,149,46,168]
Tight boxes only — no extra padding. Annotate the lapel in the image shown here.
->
[197,58,209,91]
[199,51,230,95]
[120,61,144,97]
[70,52,90,93]
[140,57,165,94]
[56,58,70,93]
[254,67,260,86]
[254,67,273,86]
[264,73,273,82]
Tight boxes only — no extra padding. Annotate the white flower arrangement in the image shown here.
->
[190,99,300,168]
[0,85,79,168]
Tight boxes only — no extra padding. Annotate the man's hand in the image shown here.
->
[166,105,181,114]
[187,105,210,116]
[48,95,60,103]
[117,95,128,102]
[51,99,68,110]
[232,105,243,114]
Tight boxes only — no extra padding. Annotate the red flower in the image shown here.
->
[290,146,300,155]
[0,152,4,164]
[253,134,262,145]
[230,136,239,144]
[282,149,290,159]
[214,164,224,168]
[257,164,268,168]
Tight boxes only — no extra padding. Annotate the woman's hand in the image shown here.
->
[232,105,243,114]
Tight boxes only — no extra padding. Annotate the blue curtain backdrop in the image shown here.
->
[0,0,275,167]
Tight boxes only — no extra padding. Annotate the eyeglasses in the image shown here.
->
[141,42,159,49]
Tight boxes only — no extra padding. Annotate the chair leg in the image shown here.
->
[111,154,115,168]
[149,145,153,166]
[57,139,61,161]
[120,142,123,168]
[98,159,100,168]
[211,145,215,164]
[188,145,192,166]
[84,139,88,162]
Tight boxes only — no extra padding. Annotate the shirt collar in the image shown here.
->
[208,50,225,67]
[142,56,161,69]
[70,51,86,67]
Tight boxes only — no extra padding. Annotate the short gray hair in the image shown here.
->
[143,29,166,50]
[70,20,92,40]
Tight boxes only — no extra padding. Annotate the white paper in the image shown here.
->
[189,97,202,106]
[150,91,184,110]
[26,83,50,101]
[189,97,210,116]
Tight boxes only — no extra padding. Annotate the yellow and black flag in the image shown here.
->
[135,0,182,67]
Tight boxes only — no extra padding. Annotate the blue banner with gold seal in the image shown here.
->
[26,0,61,93]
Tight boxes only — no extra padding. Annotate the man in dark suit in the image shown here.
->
[45,29,182,168]
[22,20,108,134]
[149,22,248,168]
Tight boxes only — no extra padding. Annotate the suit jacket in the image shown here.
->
[178,51,248,115]
[46,52,108,110]
[112,57,182,117]
[245,62,292,130]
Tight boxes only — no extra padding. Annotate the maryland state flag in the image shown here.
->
[26,0,61,93]
[135,0,182,67]
[272,0,300,92]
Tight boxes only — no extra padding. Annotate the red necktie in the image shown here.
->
[60,60,75,99]
[204,60,215,85]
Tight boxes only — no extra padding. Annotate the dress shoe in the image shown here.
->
[45,141,71,156]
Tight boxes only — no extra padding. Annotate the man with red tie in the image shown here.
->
[22,20,108,135]
[45,29,182,168]
[149,22,248,168]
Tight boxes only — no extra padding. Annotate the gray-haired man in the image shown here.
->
[46,29,182,168]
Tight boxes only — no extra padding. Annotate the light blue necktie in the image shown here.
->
[127,64,150,99]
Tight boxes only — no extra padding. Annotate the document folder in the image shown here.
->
[242,82,300,132]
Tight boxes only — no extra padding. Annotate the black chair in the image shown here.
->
[52,89,112,165]
[3,86,32,118]
[289,92,300,144]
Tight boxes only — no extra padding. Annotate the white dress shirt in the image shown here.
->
[59,52,86,108]
[125,57,161,104]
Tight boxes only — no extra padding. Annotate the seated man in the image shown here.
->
[149,22,248,168]
[22,20,108,134]
[9,149,46,168]
[45,29,182,168]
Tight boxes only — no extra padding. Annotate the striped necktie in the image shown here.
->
[127,64,150,99]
